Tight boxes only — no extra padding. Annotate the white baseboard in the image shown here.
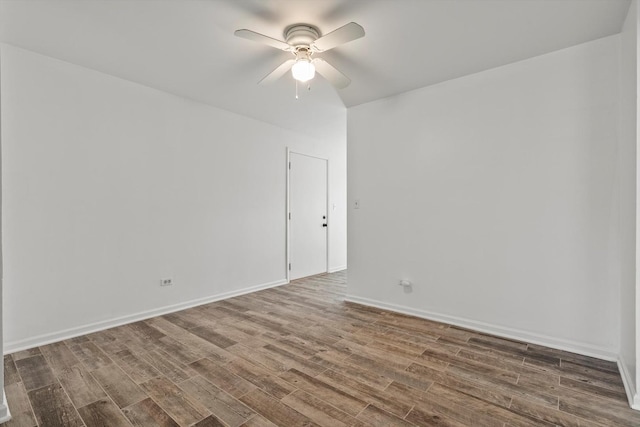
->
[0,391,11,424]
[5,278,289,354]
[328,265,347,273]
[618,354,639,410]
[344,294,618,362]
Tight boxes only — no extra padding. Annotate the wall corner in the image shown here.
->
[620,354,640,411]
[0,391,11,424]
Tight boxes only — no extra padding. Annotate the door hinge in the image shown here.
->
[288,263,291,271]
[288,212,291,220]
[289,161,291,170]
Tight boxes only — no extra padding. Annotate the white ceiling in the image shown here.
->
[0,0,631,140]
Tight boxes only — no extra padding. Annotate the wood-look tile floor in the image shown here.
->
[4,271,639,427]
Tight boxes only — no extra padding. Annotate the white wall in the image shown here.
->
[0,44,346,352]
[619,0,639,407]
[347,35,620,358]
[0,43,11,424]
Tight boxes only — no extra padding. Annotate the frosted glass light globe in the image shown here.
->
[292,60,316,82]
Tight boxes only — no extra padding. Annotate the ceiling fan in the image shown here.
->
[234,22,365,89]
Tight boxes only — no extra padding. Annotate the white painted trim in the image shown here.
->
[5,278,288,354]
[328,265,347,273]
[344,294,618,361]
[286,147,291,283]
[619,354,640,410]
[0,391,11,423]
[287,151,330,279]
[326,159,331,274]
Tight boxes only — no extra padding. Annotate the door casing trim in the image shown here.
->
[286,148,330,282]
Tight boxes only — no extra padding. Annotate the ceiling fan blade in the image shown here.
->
[234,29,291,51]
[311,22,365,52]
[259,59,296,85]
[312,58,351,89]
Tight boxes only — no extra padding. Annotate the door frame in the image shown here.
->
[286,148,330,282]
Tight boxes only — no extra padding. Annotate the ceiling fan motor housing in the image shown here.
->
[284,24,320,48]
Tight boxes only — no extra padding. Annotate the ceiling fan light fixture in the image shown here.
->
[291,59,315,82]
[235,22,364,89]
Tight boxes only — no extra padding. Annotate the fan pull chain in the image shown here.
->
[294,81,311,99]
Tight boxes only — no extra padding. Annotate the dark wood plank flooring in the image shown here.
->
[4,271,639,426]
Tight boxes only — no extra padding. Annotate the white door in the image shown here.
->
[289,152,328,280]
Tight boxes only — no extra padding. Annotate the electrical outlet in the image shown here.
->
[160,278,173,287]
